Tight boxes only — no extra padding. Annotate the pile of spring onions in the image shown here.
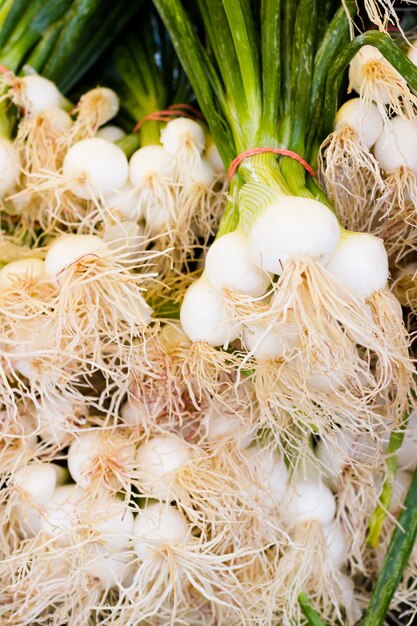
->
[2,0,417,624]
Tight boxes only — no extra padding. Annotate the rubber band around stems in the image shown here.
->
[133,103,203,132]
[227,147,316,180]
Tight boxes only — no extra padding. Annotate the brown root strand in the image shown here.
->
[319,126,383,230]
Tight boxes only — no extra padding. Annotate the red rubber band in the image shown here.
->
[167,103,204,119]
[133,103,203,132]
[227,147,316,180]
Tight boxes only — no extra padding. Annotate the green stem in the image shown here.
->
[216,177,241,237]
[24,20,62,73]
[280,0,297,136]
[116,133,141,158]
[281,0,317,194]
[0,0,27,49]
[0,0,71,72]
[140,120,161,146]
[305,1,353,160]
[42,0,141,93]
[260,0,280,142]
[222,0,262,129]
[298,593,328,626]
[196,0,244,124]
[152,0,235,165]
[367,409,410,548]
[362,466,417,626]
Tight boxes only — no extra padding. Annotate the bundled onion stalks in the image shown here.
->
[150,0,417,623]
[320,36,417,263]
[98,17,228,280]
[2,1,417,626]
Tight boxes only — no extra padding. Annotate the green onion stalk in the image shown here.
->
[0,0,142,92]
[150,0,415,449]
[152,0,417,621]
[0,0,143,144]
[96,8,228,290]
[103,9,192,157]
[363,464,417,626]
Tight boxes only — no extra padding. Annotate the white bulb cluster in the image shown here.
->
[343,44,417,176]
[181,196,389,351]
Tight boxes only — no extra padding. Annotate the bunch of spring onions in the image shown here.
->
[2,1,417,625]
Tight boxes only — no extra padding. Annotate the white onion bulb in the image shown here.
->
[242,319,298,361]
[283,480,336,526]
[105,183,141,221]
[67,431,104,488]
[40,484,82,545]
[322,521,348,568]
[161,117,205,158]
[0,257,45,289]
[84,545,133,588]
[129,145,176,187]
[63,138,129,199]
[205,231,270,297]
[180,274,241,346]
[13,462,58,502]
[179,157,216,187]
[41,106,72,134]
[348,45,404,105]
[96,125,126,142]
[45,234,106,279]
[249,196,340,273]
[0,138,20,196]
[136,434,192,499]
[19,75,67,114]
[133,502,189,560]
[325,231,388,299]
[206,141,224,173]
[103,221,144,258]
[86,497,134,549]
[334,98,383,149]
[374,117,417,175]
[244,445,288,509]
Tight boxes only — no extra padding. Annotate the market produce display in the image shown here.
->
[1,0,417,624]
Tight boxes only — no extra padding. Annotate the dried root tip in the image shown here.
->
[50,246,154,366]
[318,126,383,230]
[179,341,242,410]
[392,264,417,312]
[67,428,137,499]
[368,288,415,418]
[248,355,382,464]
[10,171,90,234]
[271,258,404,406]
[276,522,361,625]
[147,178,226,279]
[363,0,403,35]
[0,545,109,626]
[14,108,71,175]
[334,468,382,576]
[352,55,417,120]
[118,536,274,625]
[371,168,417,262]
[177,177,226,241]
[63,87,119,144]
[0,409,40,481]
